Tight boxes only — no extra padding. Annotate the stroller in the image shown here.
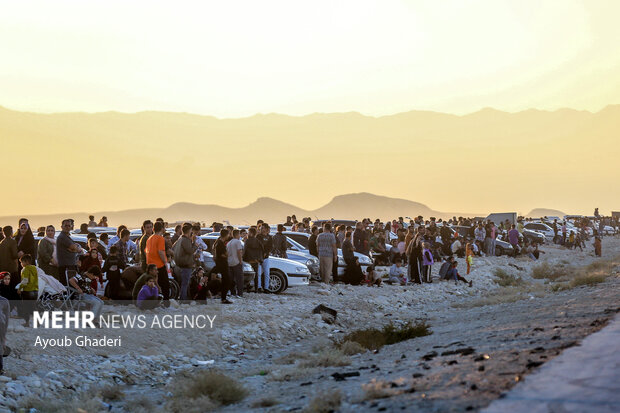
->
[36,269,74,311]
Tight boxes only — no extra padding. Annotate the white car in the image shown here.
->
[524,222,555,240]
[201,235,310,294]
[282,231,373,276]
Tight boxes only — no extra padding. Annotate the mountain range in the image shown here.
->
[1,104,617,219]
[0,192,568,229]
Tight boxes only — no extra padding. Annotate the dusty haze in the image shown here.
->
[0,105,618,218]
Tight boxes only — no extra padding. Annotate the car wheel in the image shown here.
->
[267,269,287,294]
[495,247,504,257]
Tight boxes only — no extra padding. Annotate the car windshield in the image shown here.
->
[287,237,307,251]
[287,233,310,248]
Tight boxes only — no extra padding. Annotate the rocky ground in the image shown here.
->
[1,237,619,412]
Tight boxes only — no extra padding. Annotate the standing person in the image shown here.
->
[170,225,182,245]
[308,226,319,257]
[406,227,424,284]
[561,221,567,245]
[316,223,337,284]
[421,242,434,283]
[69,266,104,322]
[593,236,602,257]
[17,254,38,327]
[465,241,474,274]
[0,226,19,289]
[139,220,153,272]
[145,221,170,305]
[272,224,288,258]
[173,223,195,301]
[508,224,520,256]
[353,222,369,256]
[256,223,273,293]
[474,223,486,255]
[213,229,232,304]
[15,220,35,273]
[489,221,498,256]
[56,219,82,285]
[88,215,97,227]
[113,229,131,269]
[243,227,264,292]
[102,246,123,299]
[226,230,244,298]
[336,225,346,247]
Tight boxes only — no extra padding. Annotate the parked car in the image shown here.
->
[200,235,310,294]
[280,231,373,276]
[523,222,555,240]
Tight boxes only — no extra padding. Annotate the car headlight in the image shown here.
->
[243,263,253,272]
[295,266,310,273]
[338,257,345,266]
[306,259,317,266]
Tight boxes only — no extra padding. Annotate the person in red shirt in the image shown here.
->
[145,221,170,304]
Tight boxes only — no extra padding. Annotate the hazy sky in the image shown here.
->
[2,0,619,117]
[1,0,619,219]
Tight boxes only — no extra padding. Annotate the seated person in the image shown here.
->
[188,267,210,302]
[137,275,160,310]
[439,256,455,280]
[69,266,104,322]
[388,258,407,285]
[207,271,222,297]
[133,264,159,302]
[343,257,365,286]
[0,272,18,304]
[446,261,472,287]
[451,237,465,258]
[364,265,382,287]
[532,243,545,259]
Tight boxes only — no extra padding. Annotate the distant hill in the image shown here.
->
[526,208,566,218]
[0,193,479,229]
[0,104,618,220]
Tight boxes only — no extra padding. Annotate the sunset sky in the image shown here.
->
[1,0,619,218]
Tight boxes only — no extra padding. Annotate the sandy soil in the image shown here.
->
[1,237,619,412]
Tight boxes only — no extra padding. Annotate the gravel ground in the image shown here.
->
[1,237,619,412]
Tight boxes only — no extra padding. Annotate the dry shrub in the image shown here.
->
[362,379,393,400]
[570,273,606,288]
[342,321,431,351]
[268,366,315,382]
[530,263,568,281]
[586,260,610,272]
[173,370,247,406]
[98,384,124,401]
[303,389,341,413]
[122,394,154,413]
[298,349,351,368]
[493,268,524,287]
[251,397,280,408]
[452,287,527,309]
[166,395,217,413]
[340,340,366,355]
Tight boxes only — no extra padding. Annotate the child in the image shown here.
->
[446,261,473,287]
[17,255,38,327]
[594,236,602,257]
[365,265,382,287]
[421,242,434,283]
[388,258,407,285]
[465,241,474,274]
[136,275,159,310]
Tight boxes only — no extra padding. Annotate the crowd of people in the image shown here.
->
[0,211,616,373]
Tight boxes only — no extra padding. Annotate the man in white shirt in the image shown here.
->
[226,230,244,298]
